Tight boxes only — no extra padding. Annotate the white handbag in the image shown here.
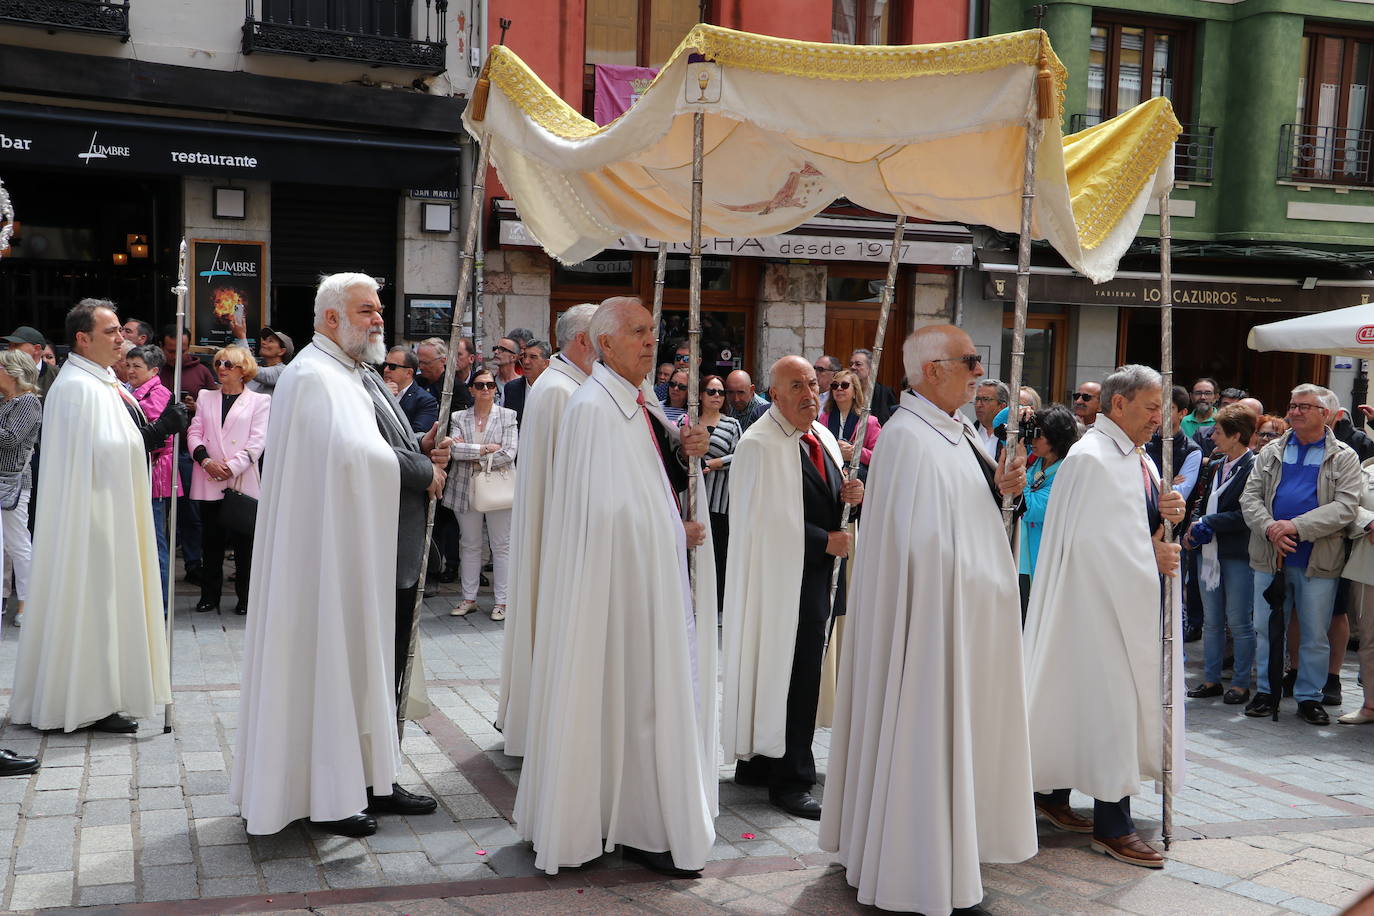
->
[469,451,514,512]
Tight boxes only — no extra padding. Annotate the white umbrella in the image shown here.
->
[1248,302,1374,357]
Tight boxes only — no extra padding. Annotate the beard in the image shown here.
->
[339,318,387,365]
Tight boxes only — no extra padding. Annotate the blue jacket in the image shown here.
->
[398,383,438,436]
[1019,455,1061,578]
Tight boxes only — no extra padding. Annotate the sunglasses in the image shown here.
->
[933,354,982,370]
[492,346,516,356]
[213,360,240,369]
[471,381,499,390]
[704,388,725,396]
[1072,392,1095,401]
[829,381,851,391]
[668,382,689,391]
[381,362,409,371]
[674,353,690,362]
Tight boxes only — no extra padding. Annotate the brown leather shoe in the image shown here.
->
[1034,801,1093,834]
[1091,832,1164,868]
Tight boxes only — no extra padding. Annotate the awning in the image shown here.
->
[0,100,459,189]
[465,24,1180,282]
[493,200,975,266]
[1249,303,1374,357]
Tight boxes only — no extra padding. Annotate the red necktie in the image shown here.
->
[802,432,828,483]
[1139,450,1157,509]
[637,391,681,513]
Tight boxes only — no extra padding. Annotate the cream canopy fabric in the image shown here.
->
[465,25,1181,284]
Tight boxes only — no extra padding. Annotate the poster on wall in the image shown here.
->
[191,239,266,349]
[404,294,456,340]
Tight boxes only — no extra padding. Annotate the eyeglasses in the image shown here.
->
[1072,392,1095,402]
[829,381,851,391]
[668,382,689,391]
[932,354,982,370]
[814,365,833,374]
[1257,431,1281,439]
[492,345,516,356]
[1288,402,1324,413]
[471,381,498,390]
[704,388,725,396]
[213,360,240,369]
[381,362,409,371]
[1191,389,1214,397]
[973,396,1001,404]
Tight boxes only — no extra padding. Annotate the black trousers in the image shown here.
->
[1037,789,1134,838]
[735,583,830,796]
[710,511,729,615]
[195,499,251,608]
[433,506,460,571]
[395,584,417,698]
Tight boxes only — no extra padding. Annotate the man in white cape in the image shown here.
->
[721,355,862,820]
[513,296,718,878]
[819,325,1037,916]
[11,300,183,735]
[231,273,450,838]
[496,302,597,758]
[1023,363,1187,868]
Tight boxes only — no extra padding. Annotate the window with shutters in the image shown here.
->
[585,0,700,68]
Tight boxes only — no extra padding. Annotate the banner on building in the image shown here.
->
[191,239,266,349]
[593,64,659,125]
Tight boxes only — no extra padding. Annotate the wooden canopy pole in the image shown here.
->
[1158,190,1176,851]
[163,240,188,734]
[685,110,704,588]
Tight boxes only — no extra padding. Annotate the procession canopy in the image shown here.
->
[464,25,1181,284]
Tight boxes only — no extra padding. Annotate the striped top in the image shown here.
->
[680,413,742,514]
[0,393,41,491]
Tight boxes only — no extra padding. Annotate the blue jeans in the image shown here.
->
[176,450,202,569]
[152,497,169,607]
[1201,556,1255,687]
[1252,567,1339,703]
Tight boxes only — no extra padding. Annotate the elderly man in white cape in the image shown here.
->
[514,296,718,879]
[496,302,597,758]
[231,273,451,839]
[819,325,1037,915]
[11,299,187,737]
[721,355,863,820]
[1023,363,1187,869]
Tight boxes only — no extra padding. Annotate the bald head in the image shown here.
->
[769,356,820,430]
[725,369,756,414]
[903,324,985,415]
[1239,397,1264,416]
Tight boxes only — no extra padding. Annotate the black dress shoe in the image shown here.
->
[1297,700,1330,726]
[366,783,437,816]
[1244,692,1275,718]
[195,600,219,613]
[771,791,822,820]
[234,603,248,616]
[438,565,458,584]
[1223,687,1250,705]
[1186,682,1223,699]
[0,749,39,777]
[184,566,203,586]
[621,845,701,878]
[1183,626,1202,643]
[1323,673,1342,707]
[311,813,377,837]
[91,713,137,734]
[1282,668,1297,698]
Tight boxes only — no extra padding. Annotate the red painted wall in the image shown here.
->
[713,0,829,42]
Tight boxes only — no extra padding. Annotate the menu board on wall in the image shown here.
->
[191,239,266,348]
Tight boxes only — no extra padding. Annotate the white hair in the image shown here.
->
[556,303,598,349]
[901,326,958,381]
[314,272,378,326]
[1101,364,1162,414]
[417,336,447,359]
[1299,383,1336,412]
[589,296,642,359]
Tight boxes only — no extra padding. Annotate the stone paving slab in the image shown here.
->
[2,586,1374,913]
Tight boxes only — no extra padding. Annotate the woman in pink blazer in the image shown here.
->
[820,368,881,467]
[187,346,270,615]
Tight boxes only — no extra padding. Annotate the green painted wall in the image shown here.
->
[988,0,1374,247]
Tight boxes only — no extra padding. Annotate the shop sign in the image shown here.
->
[191,239,266,349]
[981,270,1372,314]
[499,219,973,266]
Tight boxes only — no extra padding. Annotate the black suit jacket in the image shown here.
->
[869,383,898,425]
[1197,451,1255,561]
[504,376,530,425]
[417,372,473,412]
[398,383,439,435]
[800,441,846,619]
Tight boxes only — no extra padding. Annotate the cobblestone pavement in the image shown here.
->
[0,576,1371,914]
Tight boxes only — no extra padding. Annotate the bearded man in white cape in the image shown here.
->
[819,325,1037,916]
[231,273,450,839]
[513,296,717,879]
[11,300,186,735]
[496,302,597,758]
[1023,363,1186,869]
[722,355,862,820]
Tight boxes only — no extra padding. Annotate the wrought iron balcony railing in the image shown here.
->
[1280,123,1374,186]
[242,0,447,71]
[1068,113,1217,184]
[0,0,130,40]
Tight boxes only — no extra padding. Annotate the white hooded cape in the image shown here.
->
[513,361,718,874]
[11,354,170,730]
[721,406,842,760]
[497,354,587,757]
[230,338,403,835]
[1022,413,1186,801]
[819,391,1037,915]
